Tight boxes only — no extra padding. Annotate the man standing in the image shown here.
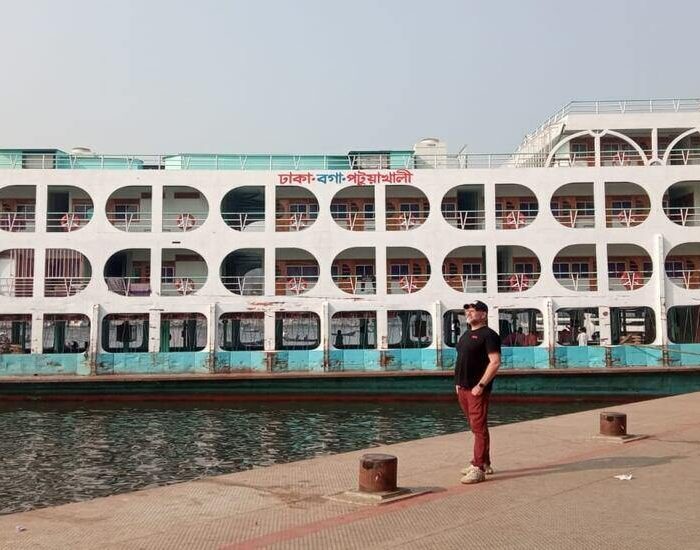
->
[455,301,502,484]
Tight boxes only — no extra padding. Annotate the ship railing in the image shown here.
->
[0,277,34,297]
[664,206,700,226]
[385,211,428,230]
[608,270,652,291]
[105,277,151,296]
[442,273,487,293]
[330,212,375,231]
[666,148,700,165]
[553,271,598,291]
[160,276,207,296]
[44,277,91,297]
[221,275,265,296]
[275,211,318,231]
[275,275,318,295]
[46,211,92,232]
[441,209,486,230]
[332,275,377,295]
[387,274,429,294]
[497,272,539,293]
[605,207,649,228]
[567,98,700,115]
[0,212,36,232]
[551,208,595,228]
[221,211,265,231]
[106,211,152,232]
[549,151,596,167]
[495,209,537,229]
[600,150,649,166]
[162,211,208,232]
[666,269,700,290]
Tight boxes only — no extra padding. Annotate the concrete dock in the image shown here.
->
[2,392,699,549]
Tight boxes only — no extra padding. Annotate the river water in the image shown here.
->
[0,399,615,514]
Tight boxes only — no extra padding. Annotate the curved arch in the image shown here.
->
[598,129,649,166]
[545,130,594,166]
[662,128,700,165]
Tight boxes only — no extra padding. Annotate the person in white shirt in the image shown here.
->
[577,327,589,346]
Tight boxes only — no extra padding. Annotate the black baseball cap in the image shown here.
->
[463,301,488,312]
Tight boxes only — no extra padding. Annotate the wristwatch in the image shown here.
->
[478,382,486,388]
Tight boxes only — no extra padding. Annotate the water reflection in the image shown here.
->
[0,400,613,514]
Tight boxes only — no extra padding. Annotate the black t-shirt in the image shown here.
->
[454,326,501,390]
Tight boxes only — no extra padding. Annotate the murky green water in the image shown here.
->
[0,399,615,514]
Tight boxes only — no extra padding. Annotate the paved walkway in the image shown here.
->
[2,393,699,549]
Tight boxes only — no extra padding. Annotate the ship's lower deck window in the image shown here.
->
[160,313,206,352]
[443,310,467,347]
[219,312,264,351]
[0,315,31,354]
[331,311,377,349]
[668,305,700,343]
[499,309,543,346]
[388,310,432,349]
[556,308,599,345]
[275,312,320,350]
[102,314,149,353]
[43,314,90,353]
[611,307,655,345]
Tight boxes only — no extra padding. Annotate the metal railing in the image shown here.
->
[44,277,90,297]
[106,212,152,232]
[608,270,651,291]
[221,211,265,231]
[554,271,598,291]
[666,269,700,290]
[0,212,35,232]
[600,150,647,166]
[442,209,486,230]
[330,212,375,231]
[549,151,596,167]
[46,211,92,232]
[667,148,700,165]
[551,208,595,228]
[497,272,539,293]
[275,211,318,231]
[0,277,33,297]
[105,277,151,296]
[495,210,537,229]
[664,206,700,227]
[162,211,207,232]
[332,275,377,295]
[605,207,649,228]
[385,211,428,231]
[160,276,207,296]
[387,274,429,294]
[275,275,318,295]
[443,273,487,293]
[221,275,265,296]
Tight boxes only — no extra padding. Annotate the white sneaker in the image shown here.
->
[460,464,494,475]
[460,466,486,484]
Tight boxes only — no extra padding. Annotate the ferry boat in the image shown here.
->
[2,98,700,399]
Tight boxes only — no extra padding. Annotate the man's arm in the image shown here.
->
[471,351,501,396]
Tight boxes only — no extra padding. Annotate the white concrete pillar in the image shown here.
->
[593,178,607,230]
[433,300,442,363]
[653,234,668,346]
[34,182,47,235]
[33,247,46,300]
[375,182,386,232]
[151,182,163,232]
[265,185,277,296]
[651,128,659,163]
[596,243,609,296]
[264,309,276,352]
[376,246,387,298]
[544,298,556,367]
[148,310,160,353]
[321,301,330,369]
[594,134,601,167]
[151,248,162,296]
[598,306,612,347]
[89,304,100,374]
[486,244,498,295]
[30,311,44,354]
[377,307,388,351]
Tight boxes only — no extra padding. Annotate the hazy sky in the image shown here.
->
[2,0,699,154]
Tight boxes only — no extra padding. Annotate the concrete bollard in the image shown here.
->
[359,453,397,493]
[600,412,627,437]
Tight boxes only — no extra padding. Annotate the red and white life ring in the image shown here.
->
[176,213,197,231]
[286,277,308,294]
[508,273,530,291]
[504,211,526,228]
[60,213,80,231]
[174,277,195,295]
[399,276,418,293]
[620,271,642,290]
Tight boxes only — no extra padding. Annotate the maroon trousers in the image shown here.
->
[457,387,491,470]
